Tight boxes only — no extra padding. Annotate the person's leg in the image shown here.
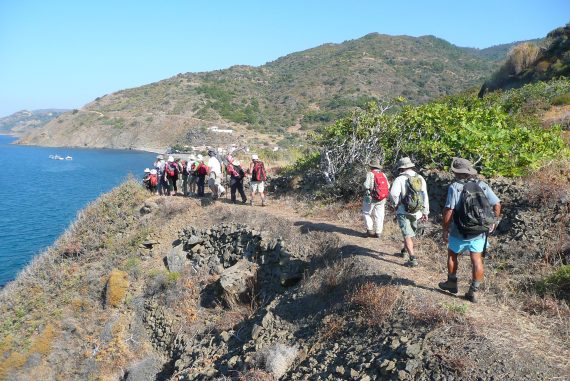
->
[230,181,238,203]
[237,181,247,203]
[439,248,459,293]
[250,182,258,205]
[259,181,266,206]
[464,252,484,302]
[374,201,386,237]
[182,175,188,196]
[362,201,374,236]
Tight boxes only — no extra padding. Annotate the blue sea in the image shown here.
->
[0,135,156,287]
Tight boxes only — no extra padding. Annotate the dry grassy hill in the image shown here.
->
[18,33,510,151]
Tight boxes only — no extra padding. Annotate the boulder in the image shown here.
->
[219,259,259,306]
[166,244,187,272]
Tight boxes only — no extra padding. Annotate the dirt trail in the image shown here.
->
[248,197,570,375]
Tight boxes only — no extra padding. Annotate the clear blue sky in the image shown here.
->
[1,0,568,117]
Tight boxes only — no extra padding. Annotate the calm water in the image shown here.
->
[0,135,156,286]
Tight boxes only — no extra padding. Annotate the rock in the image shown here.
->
[350,368,360,378]
[219,260,259,306]
[405,343,422,358]
[166,244,187,272]
[251,324,263,340]
[360,376,371,381]
[186,234,204,246]
[261,312,274,328]
[125,356,163,381]
[335,366,345,375]
[220,331,231,342]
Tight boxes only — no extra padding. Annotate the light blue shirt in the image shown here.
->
[445,180,500,240]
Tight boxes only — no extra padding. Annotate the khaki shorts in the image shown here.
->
[251,181,265,193]
[397,214,418,238]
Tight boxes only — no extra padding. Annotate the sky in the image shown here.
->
[0,0,568,117]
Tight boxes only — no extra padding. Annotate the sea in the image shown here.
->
[0,135,156,287]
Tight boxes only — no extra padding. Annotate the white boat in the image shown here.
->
[65,156,73,160]
[49,155,54,159]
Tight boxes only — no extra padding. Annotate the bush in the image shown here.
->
[536,265,570,302]
[348,282,401,326]
[552,92,570,106]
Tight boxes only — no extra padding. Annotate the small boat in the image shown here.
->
[49,155,54,159]
[65,156,73,160]
[52,155,64,160]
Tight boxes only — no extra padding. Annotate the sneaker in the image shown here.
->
[399,248,410,261]
[405,258,418,267]
[438,280,458,294]
[464,290,477,303]
[242,200,247,204]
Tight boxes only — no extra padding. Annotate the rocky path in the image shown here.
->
[254,197,570,377]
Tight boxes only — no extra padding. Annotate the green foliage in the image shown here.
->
[536,265,570,302]
[551,92,570,106]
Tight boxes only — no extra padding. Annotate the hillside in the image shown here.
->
[18,33,506,151]
[0,174,568,380]
[0,109,68,136]
[482,23,570,93]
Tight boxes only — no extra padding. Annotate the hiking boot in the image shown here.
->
[438,279,458,294]
[405,258,418,267]
[464,289,477,303]
[399,248,410,261]
[242,199,247,204]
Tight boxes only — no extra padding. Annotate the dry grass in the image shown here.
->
[404,296,468,327]
[507,43,540,74]
[348,282,401,326]
[318,314,347,342]
[525,159,570,207]
[105,269,129,308]
[236,369,275,381]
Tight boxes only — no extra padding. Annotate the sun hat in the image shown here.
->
[251,154,259,160]
[167,155,174,162]
[150,169,157,175]
[368,159,382,169]
[450,157,477,175]
[208,149,216,157]
[396,157,415,169]
[144,168,151,173]
[156,154,164,160]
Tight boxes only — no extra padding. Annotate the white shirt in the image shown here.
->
[389,169,429,218]
[207,156,222,177]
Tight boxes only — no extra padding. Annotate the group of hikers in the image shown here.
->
[142,152,501,303]
[142,150,268,206]
[363,156,501,303]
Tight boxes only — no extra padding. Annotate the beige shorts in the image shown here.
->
[251,181,265,193]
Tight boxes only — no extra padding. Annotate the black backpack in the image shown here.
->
[453,180,495,237]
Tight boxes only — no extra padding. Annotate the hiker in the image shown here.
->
[438,158,501,303]
[207,149,225,199]
[248,154,267,206]
[389,157,429,267]
[148,169,158,194]
[362,158,390,238]
[180,159,189,196]
[165,155,179,196]
[142,168,152,191]
[154,154,167,195]
[227,157,247,204]
[196,154,208,197]
[187,154,199,196]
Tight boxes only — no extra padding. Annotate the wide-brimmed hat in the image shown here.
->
[451,157,477,175]
[167,155,174,162]
[368,159,382,169]
[396,157,415,169]
[144,168,150,173]
[251,154,259,160]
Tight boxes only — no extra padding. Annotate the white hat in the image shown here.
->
[189,154,197,161]
[150,169,157,175]
[233,159,241,166]
[156,154,164,160]
[197,154,204,161]
[396,157,415,169]
[251,154,259,160]
[144,168,151,173]
[167,155,174,162]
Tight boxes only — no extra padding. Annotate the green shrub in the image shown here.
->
[551,92,570,106]
[536,265,570,302]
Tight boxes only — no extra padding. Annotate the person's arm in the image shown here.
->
[363,172,374,190]
[389,176,402,207]
[442,207,453,243]
[421,176,429,221]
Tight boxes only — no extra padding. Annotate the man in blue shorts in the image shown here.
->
[439,158,501,303]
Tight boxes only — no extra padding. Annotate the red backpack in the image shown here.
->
[370,169,389,201]
[251,161,267,181]
[197,163,208,176]
[149,174,158,186]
